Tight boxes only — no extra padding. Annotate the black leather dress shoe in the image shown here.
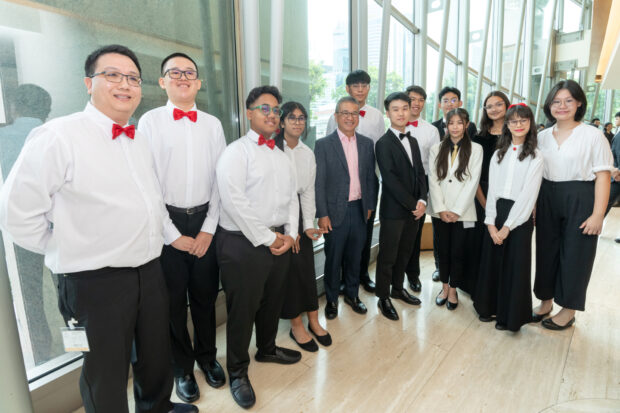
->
[495,323,507,331]
[478,315,495,322]
[432,269,440,282]
[255,346,301,364]
[446,300,458,311]
[531,308,552,323]
[361,279,376,293]
[339,283,345,295]
[230,376,255,409]
[344,296,368,314]
[390,288,421,305]
[170,402,199,413]
[199,359,225,388]
[308,323,332,346]
[542,317,575,331]
[325,301,338,319]
[175,374,199,403]
[289,329,318,352]
[435,291,447,306]
[409,277,422,292]
[378,298,399,320]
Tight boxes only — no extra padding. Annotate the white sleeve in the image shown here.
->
[138,114,181,244]
[300,152,317,231]
[285,160,299,239]
[0,127,70,253]
[216,144,276,247]
[484,151,499,226]
[428,145,447,214]
[504,153,544,230]
[591,129,614,174]
[201,123,227,235]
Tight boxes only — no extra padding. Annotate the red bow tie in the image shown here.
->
[359,110,366,117]
[173,108,197,122]
[112,124,135,140]
[258,134,275,149]
[407,120,418,127]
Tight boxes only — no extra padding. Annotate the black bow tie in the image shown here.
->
[399,131,411,140]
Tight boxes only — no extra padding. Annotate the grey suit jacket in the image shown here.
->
[314,130,377,227]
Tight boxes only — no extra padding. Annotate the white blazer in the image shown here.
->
[428,141,483,222]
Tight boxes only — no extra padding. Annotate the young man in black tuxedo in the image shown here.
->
[374,92,427,320]
[433,86,477,141]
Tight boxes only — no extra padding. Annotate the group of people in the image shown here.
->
[0,43,615,413]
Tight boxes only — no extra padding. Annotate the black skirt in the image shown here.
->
[533,179,597,311]
[280,207,319,319]
[473,199,533,331]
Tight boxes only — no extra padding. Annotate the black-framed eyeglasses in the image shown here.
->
[336,111,360,118]
[164,68,199,80]
[286,115,306,124]
[251,104,281,116]
[89,71,142,87]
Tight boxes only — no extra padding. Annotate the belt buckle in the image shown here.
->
[186,207,196,215]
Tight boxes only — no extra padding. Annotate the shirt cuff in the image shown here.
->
[484,216,495,226]
[592,165,614,173]
[261,231,277,248]
[200,217,218,235]
[303,218,315,232]
[164,222,182,245]
[417,199,427,206]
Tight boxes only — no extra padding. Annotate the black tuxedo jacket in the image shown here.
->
[375,129,427,220]
[432,118,478,141]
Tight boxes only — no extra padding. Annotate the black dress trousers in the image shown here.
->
[376,216,419,299]
[359,190,379,284]
[216,227,291,379]
[281,206,319,319]
[160,205,220,378]
[405,175,429,282]
[57,259,173,413]
[433,217,467,287]
[474,199,534,331]
[534,179,598,311]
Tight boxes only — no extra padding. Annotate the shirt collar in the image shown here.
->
[390,127,408,139]
[448,139,463,149]
[84,102,129,130]
[337,128,356,142]
[166,100,197,115]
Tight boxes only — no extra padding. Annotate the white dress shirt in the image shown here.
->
[0,103,165,273]
[138,101,226,243]
[217,129,298,247]
[406,118,440,175]
[538,123,613,181]
[485,146,544,230]
[326,104,385,144]
[284,139,316,231]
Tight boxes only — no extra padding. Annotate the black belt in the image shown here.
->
[166,202,209,215]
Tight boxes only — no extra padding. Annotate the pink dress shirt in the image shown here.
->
[337,129,362,201]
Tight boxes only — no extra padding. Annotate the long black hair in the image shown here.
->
[479,91,510,136]
[496,104,537,163]
[435,108,472,182]
[275,101,308,151]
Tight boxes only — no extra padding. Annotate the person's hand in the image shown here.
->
[269,235,285,250]
[292,234,301,254]
[413,201,426,220]
[439,211,451,223]
[367,210,373,220]
[304,228,323,241]
[189,231,213,258]
[171,235,195,252]
[612,168,620,180]
[487,225,502,245]
[580,213,604,235]
[318,216,332,233]
[497,226,510,242]
[447,211,460,223]
[270,233,295,255]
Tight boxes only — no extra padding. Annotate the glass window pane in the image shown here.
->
[0,0,237,380]
[392,0,414,21]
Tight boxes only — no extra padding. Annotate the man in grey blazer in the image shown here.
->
[315,96,377,319]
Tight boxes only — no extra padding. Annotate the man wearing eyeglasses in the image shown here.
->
[138,53,227,404]
[216,86,300,409]
[326,70,383,295]
[316,96,377,320]
[433,86,478,141]
[0,45,197,413]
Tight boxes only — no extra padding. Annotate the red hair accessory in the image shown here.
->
[508,102,527,109]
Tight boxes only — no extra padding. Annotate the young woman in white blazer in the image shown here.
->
[428,108,483,310]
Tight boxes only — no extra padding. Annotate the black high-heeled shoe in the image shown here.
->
[435,291,447,306]
[446,291,458,310]
[531,307,552,323]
